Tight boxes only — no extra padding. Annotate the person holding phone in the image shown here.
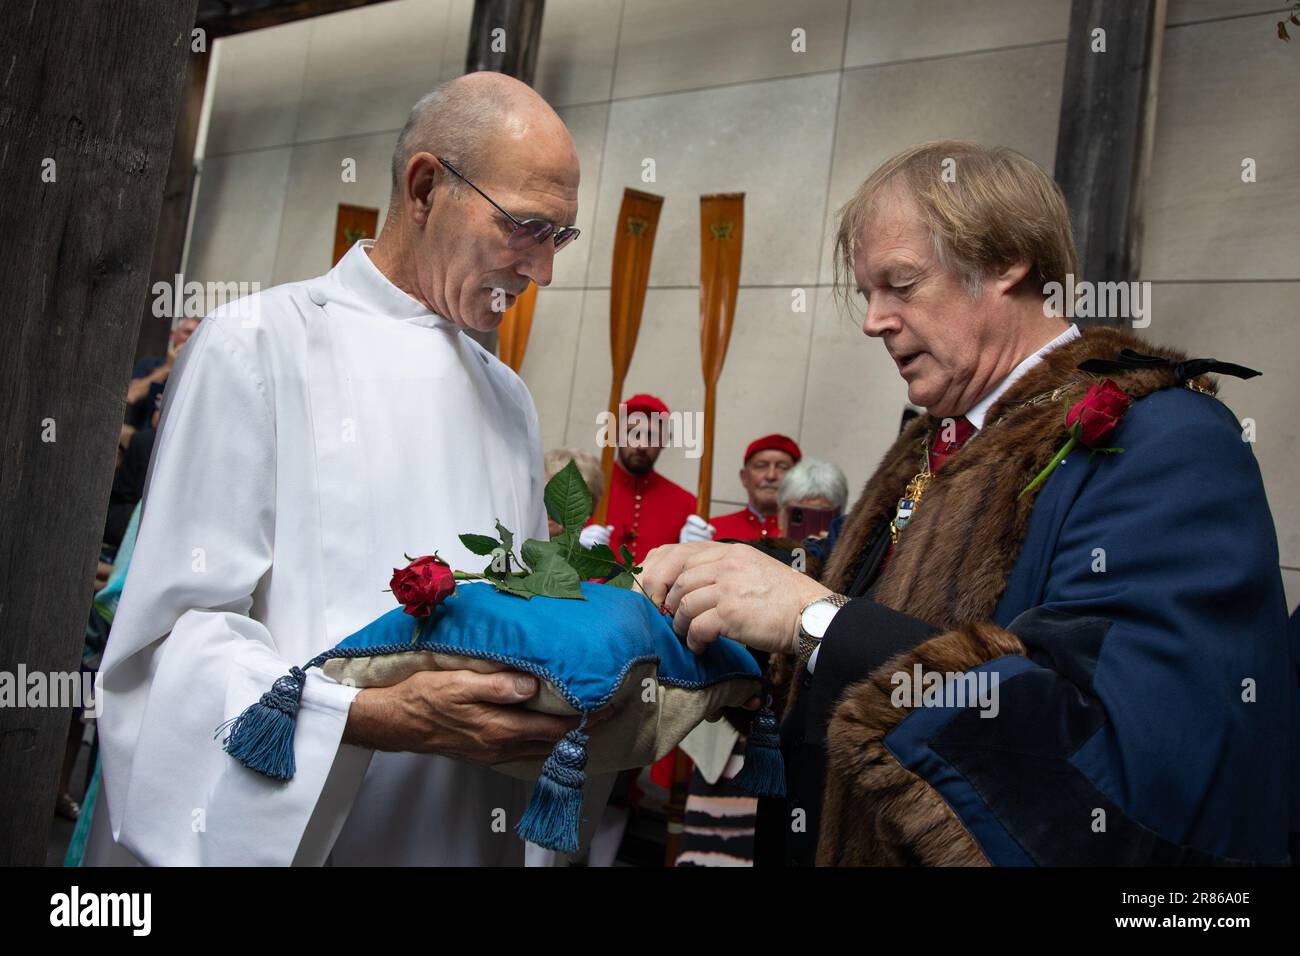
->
[778,458,848,542]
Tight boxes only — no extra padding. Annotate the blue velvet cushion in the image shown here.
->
[220,581,781,854]
[324,581,761,709]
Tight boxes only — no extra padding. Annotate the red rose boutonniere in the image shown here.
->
[1018,379,1131,499]
[390,553,456,617]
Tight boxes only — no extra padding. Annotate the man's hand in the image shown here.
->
[343,669,583,765]
[125,360,173,406]
[678,515,716,543]
[639,542,831,656]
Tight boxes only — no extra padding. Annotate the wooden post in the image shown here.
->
[0,0,200,865]
[461,0,547,358]
[134,47,210,363]
[1053,0,1167,324]
[465,0,546,77]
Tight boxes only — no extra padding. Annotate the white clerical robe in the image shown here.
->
[88,241,558,866]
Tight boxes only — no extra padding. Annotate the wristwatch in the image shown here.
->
[796,593,850,666]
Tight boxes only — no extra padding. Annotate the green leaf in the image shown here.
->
[521,537,561,571]
[605,571,635,589]
[569,543,618,580]
[519,552,585,599]
[619,544,635,566]
[544,459,594,532]
[459,533,500,556]
[551,527,579,564]
[494,519,514,558]
[491,580,534,600]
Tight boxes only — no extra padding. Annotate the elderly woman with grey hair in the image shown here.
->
[776,457,848,540]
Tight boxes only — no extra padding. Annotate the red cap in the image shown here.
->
[623,393,669,417]
[744,433,801,465]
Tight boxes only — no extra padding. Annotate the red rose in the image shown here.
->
[1066,379,1131,447]
[390,554,456,617]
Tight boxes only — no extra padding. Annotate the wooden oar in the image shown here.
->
[497,281,537,373]
[591,188,664,526]
[694,193,744,519]
[664,192,744,868]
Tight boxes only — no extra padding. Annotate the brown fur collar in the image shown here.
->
[819,622,1027,865]
[820,326,1217,628]
[813,326,1218,865]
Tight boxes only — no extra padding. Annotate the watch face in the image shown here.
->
[802,599,839,640]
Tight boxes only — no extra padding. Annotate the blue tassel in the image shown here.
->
[216,666,306,781]
[733,702,786,798]
[516,725,588,854]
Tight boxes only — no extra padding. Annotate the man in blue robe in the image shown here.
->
[640,142,1298,866]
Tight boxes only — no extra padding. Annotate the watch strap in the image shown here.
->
[796,593,850,666]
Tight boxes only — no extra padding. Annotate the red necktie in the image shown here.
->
[877,415,976,579]
[927,416,976,473]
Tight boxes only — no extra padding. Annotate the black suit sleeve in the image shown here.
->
[810,598,941,711]
[778,598,939,865]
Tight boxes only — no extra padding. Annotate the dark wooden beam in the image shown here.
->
[1054,0,1166,324]
[135,48,211,363]
[465,0,546,78]
[197,0,398,39]
[0,0,200,864]
[462,0,546,356]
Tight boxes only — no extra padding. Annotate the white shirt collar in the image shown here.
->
[965,324,1080,430]
[329,239,458,331]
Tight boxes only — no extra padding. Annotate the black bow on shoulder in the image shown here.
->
[1078,348,1261,383]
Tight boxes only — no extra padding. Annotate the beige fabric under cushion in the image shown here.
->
[680,718,743,785]
[321,652,759,780]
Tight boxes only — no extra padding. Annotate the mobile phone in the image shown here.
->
[787,506,836,540]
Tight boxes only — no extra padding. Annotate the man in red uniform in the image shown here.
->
[684,434,801,543]
[581,393,697,563]
[581,394,701,851]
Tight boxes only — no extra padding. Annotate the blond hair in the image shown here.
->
[834,141,1077,304]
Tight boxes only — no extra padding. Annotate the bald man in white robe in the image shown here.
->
[87,73,595,866]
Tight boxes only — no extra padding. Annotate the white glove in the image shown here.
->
[579,524,613,549]
[679,515,716,543]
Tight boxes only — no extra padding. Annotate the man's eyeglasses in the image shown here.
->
[437,157,580,252]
